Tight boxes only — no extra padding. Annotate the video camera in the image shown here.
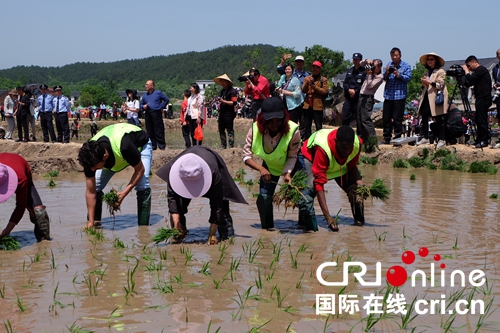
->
[238,74,254,82]
[446,64,466,78]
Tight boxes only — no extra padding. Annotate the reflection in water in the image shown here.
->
[0,165,499,332]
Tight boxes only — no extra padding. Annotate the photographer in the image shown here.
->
[492,49,500,148]
[357,59,383,143]
[243,69,270,121]
[342,53,366,126]
[462,55,492,148]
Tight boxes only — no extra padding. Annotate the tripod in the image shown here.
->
[447,79,480,150]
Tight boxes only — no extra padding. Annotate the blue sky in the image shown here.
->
[1,0,497,71]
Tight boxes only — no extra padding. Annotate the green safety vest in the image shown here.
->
[307,129,360,180]
[251,121,299,176]
[91,123,143,172]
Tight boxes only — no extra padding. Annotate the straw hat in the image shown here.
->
[214,74,233,86]
[419,52,445,68]
[0,163,18,204]
[8,89,18,96]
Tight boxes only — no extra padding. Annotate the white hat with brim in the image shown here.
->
[0,163,18,204]
[168,153,212,199]
[419,52,445,68]
[214,74,233,86]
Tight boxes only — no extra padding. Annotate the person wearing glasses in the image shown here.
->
[356,58,383,144]
[416,52,448,148]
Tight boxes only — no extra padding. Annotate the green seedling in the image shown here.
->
[67,321,93,333]
[83,274,100,296]
[489,193,498,199]
[153,281,174,294]
[393,158,408,168]
[270,285,288,308]
[50,249,57,269]
[43,170,59,178]
[410,174,416,180]
[407,156,426,168]
[183,247,194,265]
[356,178,391,203]
[248,319,272,333]
[90,267,107,280]
[207,319,221,333]
[289,249,298,269]
[212,275,227,290]
[469,160,498,174]
[266,269,275,282]
[83,227,105,241]
[152,227,181,244]
[360,155,378,165]
[145,260,163,272]
[252,193,259,197]
[452,237,459,250]
[403,226,412,241]
[28,251,41,263]
[255,267,263,289]
[272,170,309,215]
[199,262,211,276]
[3,319,14,333]
[228,257,241,281]
[113,237,125,249]
[0,236,21,251]
[102,189,120,217]
[297,243,309,253]
[159,249,168,261]
[373,229,388,242]
[296,271,305,289]
[47,179,57,187]
[15,291,27,312]
[172,272,183,284]
[228,236,235,245]
[123,260,139,299]
[0,283,5,299]
[233,168,246,182]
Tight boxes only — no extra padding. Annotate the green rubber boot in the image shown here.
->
[228,130,235,148]
[137,188,151,226]
[256,194,274,230]
[33,206,51,242]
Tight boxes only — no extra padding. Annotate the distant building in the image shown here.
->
[196,80,215,96]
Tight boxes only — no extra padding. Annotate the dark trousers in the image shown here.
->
[189,117,203,146]
[342,96,359,126]
[288,105,306,140]
[17,112,29,140]
[39,112,56,142]
[303,108,323,140]
[475,98,492,143]
[71,130,79,139]
[54,112,70,143]
[356,94,377,143]
[144,110,166,150]
[252,100,264,121]
[382,98,406,141]
[182,115,193,148]
[218,111,235,148]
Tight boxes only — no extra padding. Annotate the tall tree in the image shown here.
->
[302,45,350,80]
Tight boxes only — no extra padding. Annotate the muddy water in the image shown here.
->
[0,165,499,333]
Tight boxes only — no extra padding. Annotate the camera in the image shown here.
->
[492,89,500,103]
[388,66,396,74]
[364,63,375,71]
[446,64,466,78]
[238,75,254,82]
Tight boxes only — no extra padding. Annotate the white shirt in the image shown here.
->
[126,100,140,119]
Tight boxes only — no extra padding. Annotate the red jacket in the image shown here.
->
[302,129,363,191]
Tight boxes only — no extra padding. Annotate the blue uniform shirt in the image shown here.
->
[38,94,54,112]
[141,90,169,111]
[52,95,71,113]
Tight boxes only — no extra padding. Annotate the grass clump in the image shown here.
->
[440,153,467,172]
[43,170,59,178]
[356,178,391,203]
[469,160,498,174]
[233,168,246,182]
[363,135,379,153]
[0,236,21,250]
[407,156,426,168]
[47,179,57,187]
[152,227,181,244]
[392,158,408,168]
[410,174,416,180]
[103,189,120,216]
[360,155,378,165]
[272,170,309,214]
[489,193,498,199]
[428,163,438,170]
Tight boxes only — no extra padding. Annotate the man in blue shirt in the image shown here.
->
[381,47,412,144]
[141,80,169,150]
[52,85,71,143]
[37,84,57,143]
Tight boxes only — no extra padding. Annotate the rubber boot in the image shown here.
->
[228,130,235,148]
[297,188,318,232]
[348,185,365,226]
[218,202,235,241]
[33,206,50,242]
[220,131,227,149]
[137,188,151,226]
[256,194,274,230]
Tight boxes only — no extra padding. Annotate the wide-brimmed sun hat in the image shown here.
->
[0,163,18,204]
[419,52,445,68]
[163,153,212,199]
[8,89,18,96]
[214,74,233,86]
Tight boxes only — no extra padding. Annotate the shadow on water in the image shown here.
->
[100,213,164,230]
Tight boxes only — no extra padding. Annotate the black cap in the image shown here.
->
[353,53,363,60]
[261,97,284,120]
[53,85,62,91]
[39,84,48,90]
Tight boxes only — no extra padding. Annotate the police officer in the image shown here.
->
[52,85,71,143]
[342,53,366,126]
[37,84,57,142]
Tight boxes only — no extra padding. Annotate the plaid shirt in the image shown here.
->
[383,60,412,100]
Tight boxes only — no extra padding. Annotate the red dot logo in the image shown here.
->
[440,263,446,269]
[402,251,415,265]
[434,254,441,261]
[386,265,408,287]
[419,247,429,257]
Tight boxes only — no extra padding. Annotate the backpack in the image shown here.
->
[446,108,466,139]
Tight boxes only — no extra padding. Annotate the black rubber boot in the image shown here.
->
[33,206,50,242]
[137,188,151,226]
[228,130,235,148]
[218,202,235,241]
[256,194,274,230]
[348,185,365,226]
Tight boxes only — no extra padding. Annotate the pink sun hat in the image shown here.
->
[0,163,18,203]
[168,154,212,199]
